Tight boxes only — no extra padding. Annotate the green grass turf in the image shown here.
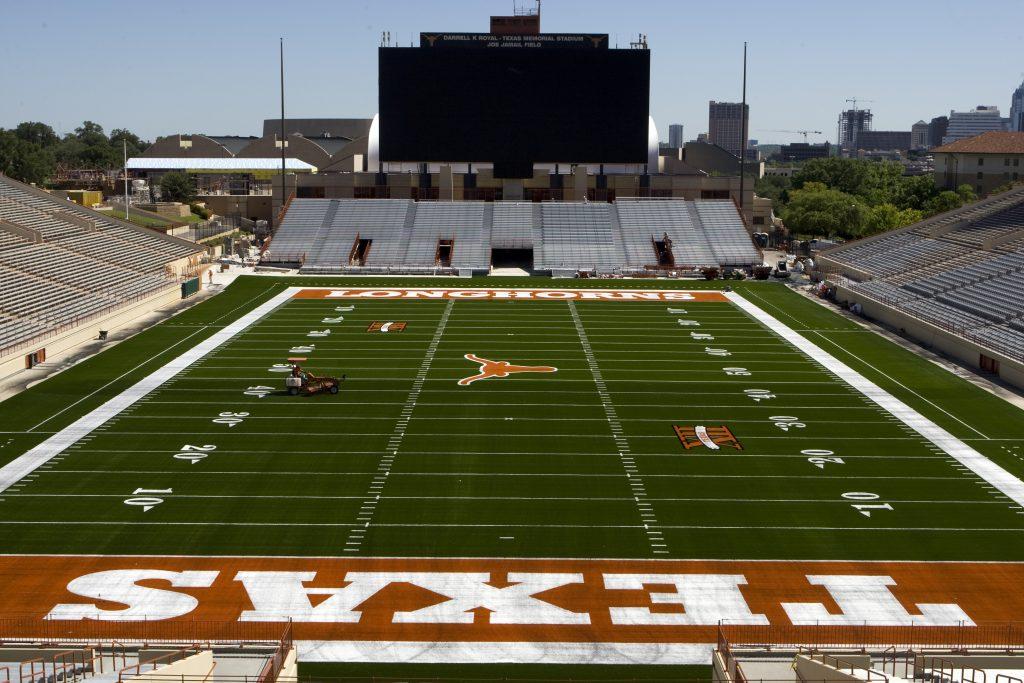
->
[1,276,1023,560]
[296,661,711,681]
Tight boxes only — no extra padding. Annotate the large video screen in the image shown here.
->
[378,47,650,169]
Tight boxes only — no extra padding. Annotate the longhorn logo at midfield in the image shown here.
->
[458,354,558,386]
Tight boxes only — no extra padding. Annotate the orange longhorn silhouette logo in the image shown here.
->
[458,354,558,386]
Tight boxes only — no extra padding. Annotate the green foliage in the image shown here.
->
[956,184,978,203]
[13,121,59,148]
[0,129,56,185]
[780,183,867,239]
[754,174,791,204]
[923,191,963,216]
[767,157,986,239]
[189,203,212,219]
[864,204,924,236]
[160,172,197,203]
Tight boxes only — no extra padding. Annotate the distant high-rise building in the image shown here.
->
[1011,81,1024,132]
[929,116,949,147]
[911,120,930,149]
[668,124,685,148]
[837,109,873,151]
[780,142,832,162]
[856,131,912,151]
[708,101,749,157]
[942,106,1009,144]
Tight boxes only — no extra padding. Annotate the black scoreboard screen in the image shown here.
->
[378,42,650,170]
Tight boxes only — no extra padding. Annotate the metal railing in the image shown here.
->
[718,621,1024,652]
[0,280,185,359]
[828,272,1024,363]
[0,618,288,646]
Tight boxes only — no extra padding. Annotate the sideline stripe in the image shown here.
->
[296,640,713,665]
[0,287,301,493]
[725,291,1024,507]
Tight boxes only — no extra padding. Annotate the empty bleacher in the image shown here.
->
[819,184,1024,363]
[0,173,202,357]
[266,198,762,273]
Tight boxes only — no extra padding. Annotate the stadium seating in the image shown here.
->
[0,174,202,356]
[267,198,762,273]
[819,185,1024,363]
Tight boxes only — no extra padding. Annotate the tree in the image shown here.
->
[57,121,118,168]
[923,190,963,216]
[14,121,59,148]
[0,129,56,184]
[780,182,868,239]
[159,172,196,203]
[864,204,924,236]
[791,157,875,197]
[754,174,792,206]
[956,184,978,203]
[109,128,148,159]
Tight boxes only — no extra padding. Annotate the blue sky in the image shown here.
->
[1,0,1022,145]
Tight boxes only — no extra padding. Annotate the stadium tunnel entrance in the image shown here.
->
[491,248,534,272]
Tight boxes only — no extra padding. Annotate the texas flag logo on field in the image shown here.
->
[674,425,743,450]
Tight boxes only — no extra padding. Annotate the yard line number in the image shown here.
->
[173,444,216,464]
[212,411,248,427]
[124,488,172,512]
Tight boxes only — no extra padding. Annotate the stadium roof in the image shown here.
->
[126,157,316,171]
[931,131,1024,154]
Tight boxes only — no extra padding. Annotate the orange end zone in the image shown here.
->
[2,556,1023,645]
[290,288,730,302]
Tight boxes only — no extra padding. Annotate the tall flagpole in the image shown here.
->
[739,41,747,212]
[278,37,286,231]
[123,139,129,221]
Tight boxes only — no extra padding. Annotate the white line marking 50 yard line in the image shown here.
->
[341,299,455,554]
[725,291,1024,507]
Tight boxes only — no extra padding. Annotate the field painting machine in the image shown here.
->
[284,358,345,396]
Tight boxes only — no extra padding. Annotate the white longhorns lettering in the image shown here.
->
[46,570,219,621]
[235,571,588,624]
[603,574,768,625]
[782,575,974,626]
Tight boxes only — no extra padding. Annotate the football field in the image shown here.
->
[2,278,1024,669]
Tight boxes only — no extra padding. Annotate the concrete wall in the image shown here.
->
[129,650,212,683]
[836,284,1024,390]
[0,285,183,382]
[794,654,874,682]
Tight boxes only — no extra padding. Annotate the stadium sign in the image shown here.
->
[292,288,730,302]
[419,32,609,49]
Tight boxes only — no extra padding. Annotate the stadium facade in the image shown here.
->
[130,11,754,226]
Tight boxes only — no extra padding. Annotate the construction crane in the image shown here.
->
[759,129,823,142]
[845,97,875,111]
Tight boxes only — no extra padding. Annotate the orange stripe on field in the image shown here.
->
[1,556,1023,645]
[290,288,729,302]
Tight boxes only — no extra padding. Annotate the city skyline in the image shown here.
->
[0,0,1022,144]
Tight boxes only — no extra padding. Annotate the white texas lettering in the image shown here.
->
[603,574,768,625]
[782,575,974,626]
[46,570,218,621]
[235,571,587,624]
[235,571,374,622]
[380,572,588,625]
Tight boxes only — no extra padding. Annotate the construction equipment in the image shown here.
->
[759,129,823,142]
[285,362,344,396]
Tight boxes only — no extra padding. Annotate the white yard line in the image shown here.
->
[342,299,455,554]
[0,288,301,494]
[726,291,1024,507]
[809,329,992,440]
[567,300,668,556]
